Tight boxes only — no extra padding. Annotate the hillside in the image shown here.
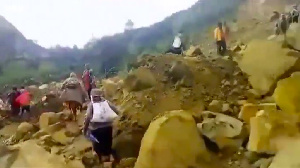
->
[0,0,246,87]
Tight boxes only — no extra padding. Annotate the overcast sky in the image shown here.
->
[0,0,198,48]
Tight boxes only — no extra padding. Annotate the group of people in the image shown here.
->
[166,21,230,56]
[60,64,120,167]
[275,5,299,41]
[7,86,31,118]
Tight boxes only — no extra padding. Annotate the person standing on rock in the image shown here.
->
[291,5,299,23]
[214,22,227,56]
[275,14,289,42]
[165,32,184,55]
[82,64,94,99]
[7,87,21,117]
[83,88,120,167]
[61,72,87,121]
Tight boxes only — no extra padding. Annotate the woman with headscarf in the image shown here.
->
[60,72,87,121]
[83,88,120,167]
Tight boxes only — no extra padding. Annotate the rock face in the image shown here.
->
[247,110,299,154]
[185,45,203,57]
[197,111,244,150]
[39,112,60,130]
[124,67,156,92]
[269,140,300,168]
[134,110,210,168]
[273,72,300,113]
[237,40,300,95]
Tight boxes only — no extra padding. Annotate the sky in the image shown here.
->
[0,0,198,48]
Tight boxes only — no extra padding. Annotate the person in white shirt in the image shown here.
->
[291,5,299,23]
[165,32,184,55]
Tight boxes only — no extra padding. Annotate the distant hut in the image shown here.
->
[125,19,134,31]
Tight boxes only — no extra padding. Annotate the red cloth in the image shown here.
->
[16,91,31,106]
[83,70,91,90]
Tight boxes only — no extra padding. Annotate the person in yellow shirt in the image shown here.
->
[214,22,227,55]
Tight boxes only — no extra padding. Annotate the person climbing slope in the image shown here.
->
[275,14,289,42]
[16,86,31,117]
[165,32,184,55]
[61,72,87,121]
[83,88,120,167]
[291,5,299,23]
[7,87,20,118]
[214,22,227,56]
[82,64,95,99]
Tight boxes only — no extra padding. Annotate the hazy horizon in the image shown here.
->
[0,0,198,48]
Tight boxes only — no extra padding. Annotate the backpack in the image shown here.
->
[90,100,117,123]
[66,78,79,89]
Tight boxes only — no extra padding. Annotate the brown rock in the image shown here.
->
[15,122,37,141]
[65,122,81,137]
[185,45,202,57]
[124,67,156,91]
[39,112,60,130]
[168,61,194,87]
[237,40,300,95]
[208,100,223,112]
[134,110,210,168]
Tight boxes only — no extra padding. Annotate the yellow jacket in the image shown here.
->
[214,27,224,41]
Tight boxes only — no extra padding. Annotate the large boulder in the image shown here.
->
[197,111,244,150]
[112,130,145,159]
[124,67,156,92]
[39,112,60,130]
[15,122,37,141]
[168,61,194,87]
[134,110,210,168]
[273,72,300,113]
[269,140,300,168]
[39,84,49,90]
[247,110,299,154]
[237,40,300,95]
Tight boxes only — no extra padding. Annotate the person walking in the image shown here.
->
[61,72,87,121]
[214,22,227,55]
[8,87,20,117]
[291,5,299,23]
[83,88,120,167]
[82,64,94,99]
[275,14,289,42]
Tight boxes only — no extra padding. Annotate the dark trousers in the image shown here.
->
[165,47,182,55]
[87,87,92,100]
[91,127,113,157]
[216,40,227,56]
[20,105,30,115]
[292,15,299,23]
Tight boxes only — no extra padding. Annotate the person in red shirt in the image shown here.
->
[82,64,95,99]
[16,86,31,116]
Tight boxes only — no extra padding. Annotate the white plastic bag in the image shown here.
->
[91,100,117,123]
